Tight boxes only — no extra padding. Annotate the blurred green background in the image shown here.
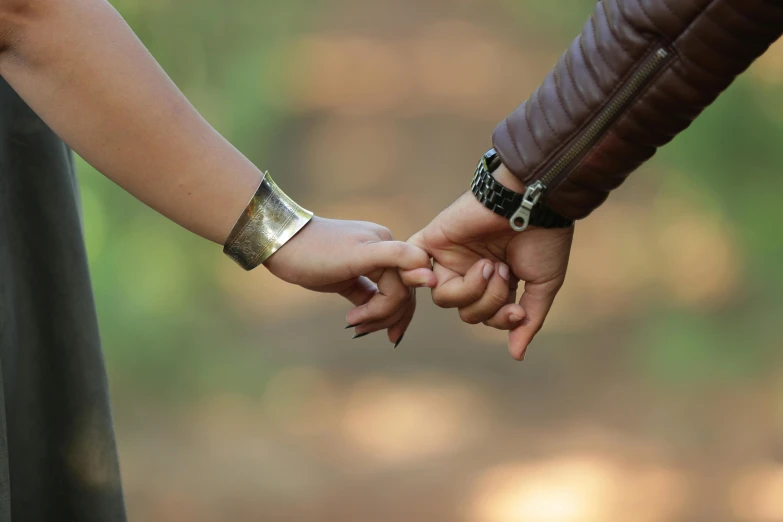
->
[76,0,783,520]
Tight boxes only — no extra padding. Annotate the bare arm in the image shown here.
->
[0,0,259,244]
[0,0,437,343]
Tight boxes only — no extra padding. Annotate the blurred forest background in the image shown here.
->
[76,0,783,520]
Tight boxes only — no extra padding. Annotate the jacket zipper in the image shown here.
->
[510,46,672,231]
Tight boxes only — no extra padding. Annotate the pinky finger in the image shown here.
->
[483,303,526,330]
[386,294,416,347]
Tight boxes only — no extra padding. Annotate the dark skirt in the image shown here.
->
[0,78,126,521]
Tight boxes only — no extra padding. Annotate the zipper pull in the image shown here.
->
[509,181,545,232]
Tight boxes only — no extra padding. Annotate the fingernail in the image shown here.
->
[482,263,494,280]
[394,334,405,349]
[352,332,370,339]
[345,323,363,329]
[509,314,522,323]
[499,263,510,281]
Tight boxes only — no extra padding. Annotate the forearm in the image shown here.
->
[493,0,783,222]
[0,0,261,244]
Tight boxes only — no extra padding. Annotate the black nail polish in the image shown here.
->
[345,323,363,329]
[352,332,370,339]
[394,334,405,349]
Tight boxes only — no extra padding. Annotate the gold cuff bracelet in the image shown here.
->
[223,173,313,270]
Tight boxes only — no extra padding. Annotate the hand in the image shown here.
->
[264,216,436,345]
[407,165,573,360]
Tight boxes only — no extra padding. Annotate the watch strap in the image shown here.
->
[470,150,574,229]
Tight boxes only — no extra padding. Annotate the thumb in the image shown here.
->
[398,231,435,287]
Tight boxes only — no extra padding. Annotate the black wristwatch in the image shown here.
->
[471,148,573,231]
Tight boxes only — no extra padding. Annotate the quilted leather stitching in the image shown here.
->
[523,98,544,155]
[536,88,558,140]
[636,0,669,35]
[552,67,575,122]
[600,1,636,57]
[577,37,605,96]
[724,0,783,31]
[590,14,621,76]
[503,118,529,172]
[563,49,588,107]
[493,0,782,220]
[545,49,674,202]
[526,43,669,183]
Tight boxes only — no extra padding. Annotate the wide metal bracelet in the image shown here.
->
[223,173,313,271]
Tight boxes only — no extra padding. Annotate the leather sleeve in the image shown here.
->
[492,0,783,220]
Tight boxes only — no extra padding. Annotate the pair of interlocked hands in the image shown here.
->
[266,163,573,360]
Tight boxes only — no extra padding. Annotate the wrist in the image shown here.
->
[491,164,526,193]
[470,151,574,231]
[460,190,516,231]
[223,173,313,270]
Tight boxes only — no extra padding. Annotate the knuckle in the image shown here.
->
[388,286,410,304]
[412,249,430,267]
[362,299,382,317]
[352,233,373,246]
[391,241,406,259]
[488,290,507,308]
[370,299,395,318]
[431,292,451,309]
[467,285,484,303]
[377,227,394,241]
[394,241,416,261]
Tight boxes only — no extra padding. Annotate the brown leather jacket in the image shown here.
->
[493,0,783,222]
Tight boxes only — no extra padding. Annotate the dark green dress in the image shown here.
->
[0,78,127,520]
